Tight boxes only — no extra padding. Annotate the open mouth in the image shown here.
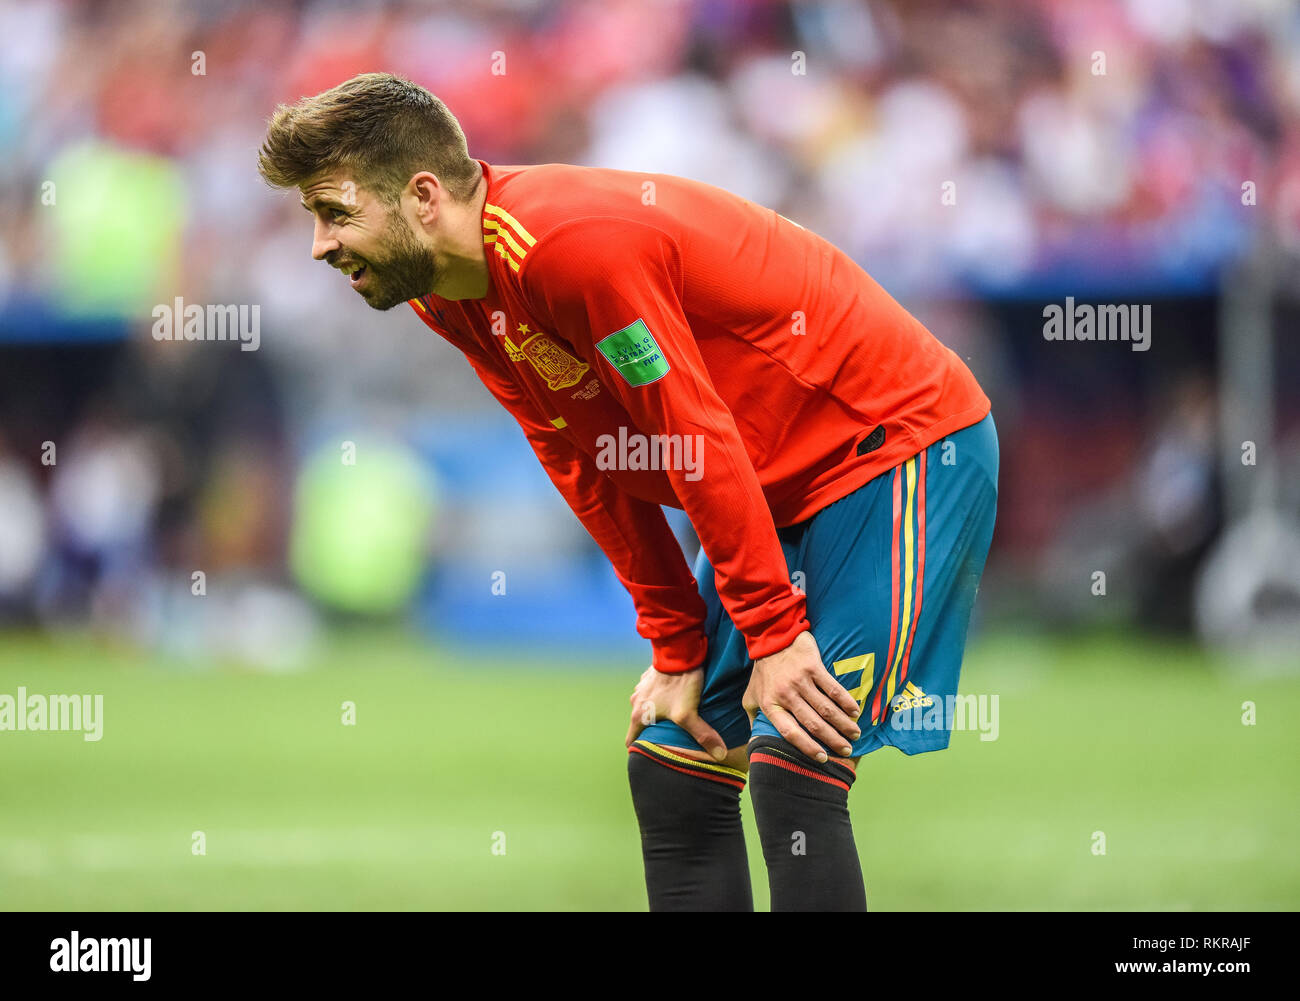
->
[349,265,368,288]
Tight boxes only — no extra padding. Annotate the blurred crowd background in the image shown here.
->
[1,0,1298,668]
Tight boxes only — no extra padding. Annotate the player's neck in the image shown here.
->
[432,170,491,301]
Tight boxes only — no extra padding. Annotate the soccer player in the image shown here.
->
[259,73,998,911]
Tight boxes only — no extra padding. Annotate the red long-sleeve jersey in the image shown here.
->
[409,160,990,673]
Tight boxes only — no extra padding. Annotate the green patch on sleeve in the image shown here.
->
[595,319,670,387]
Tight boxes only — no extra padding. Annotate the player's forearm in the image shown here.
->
[647,416,809,661]
[531,436,710,672]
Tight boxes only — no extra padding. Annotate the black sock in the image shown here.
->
[747,736,867,911]
[626,740,753,912]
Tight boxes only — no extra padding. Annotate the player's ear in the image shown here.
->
[407,172,442,226]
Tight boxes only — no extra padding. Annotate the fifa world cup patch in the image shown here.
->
[595,318,670,387]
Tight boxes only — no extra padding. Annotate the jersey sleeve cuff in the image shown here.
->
[742,606,812,662]
[650,629,709,674]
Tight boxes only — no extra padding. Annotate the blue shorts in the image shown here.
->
[641,413,999,758]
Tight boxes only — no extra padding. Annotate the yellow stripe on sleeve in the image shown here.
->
[484,203,537,246]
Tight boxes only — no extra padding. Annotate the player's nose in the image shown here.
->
[311,217,339,261]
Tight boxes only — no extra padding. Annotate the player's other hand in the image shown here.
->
[743,630,861,762]
[625,665,727,762]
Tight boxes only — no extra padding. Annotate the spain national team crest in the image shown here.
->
[504,322,589,390]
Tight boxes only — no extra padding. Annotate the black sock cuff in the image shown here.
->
[627,740,747,790]
[747,736,856,796]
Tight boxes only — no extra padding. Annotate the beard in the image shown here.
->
[349,208,439,311]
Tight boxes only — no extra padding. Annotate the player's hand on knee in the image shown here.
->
[743,630,861,762]
[625,664,727,762]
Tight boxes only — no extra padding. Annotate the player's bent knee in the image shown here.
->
[626,739,754,911]
[746,735,857,794]
[627,740,749,788]
[746,735,866,911]
[627,741,749,837]
[636,739,749,773]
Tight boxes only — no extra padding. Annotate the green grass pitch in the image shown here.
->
[0,629,1296,910]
